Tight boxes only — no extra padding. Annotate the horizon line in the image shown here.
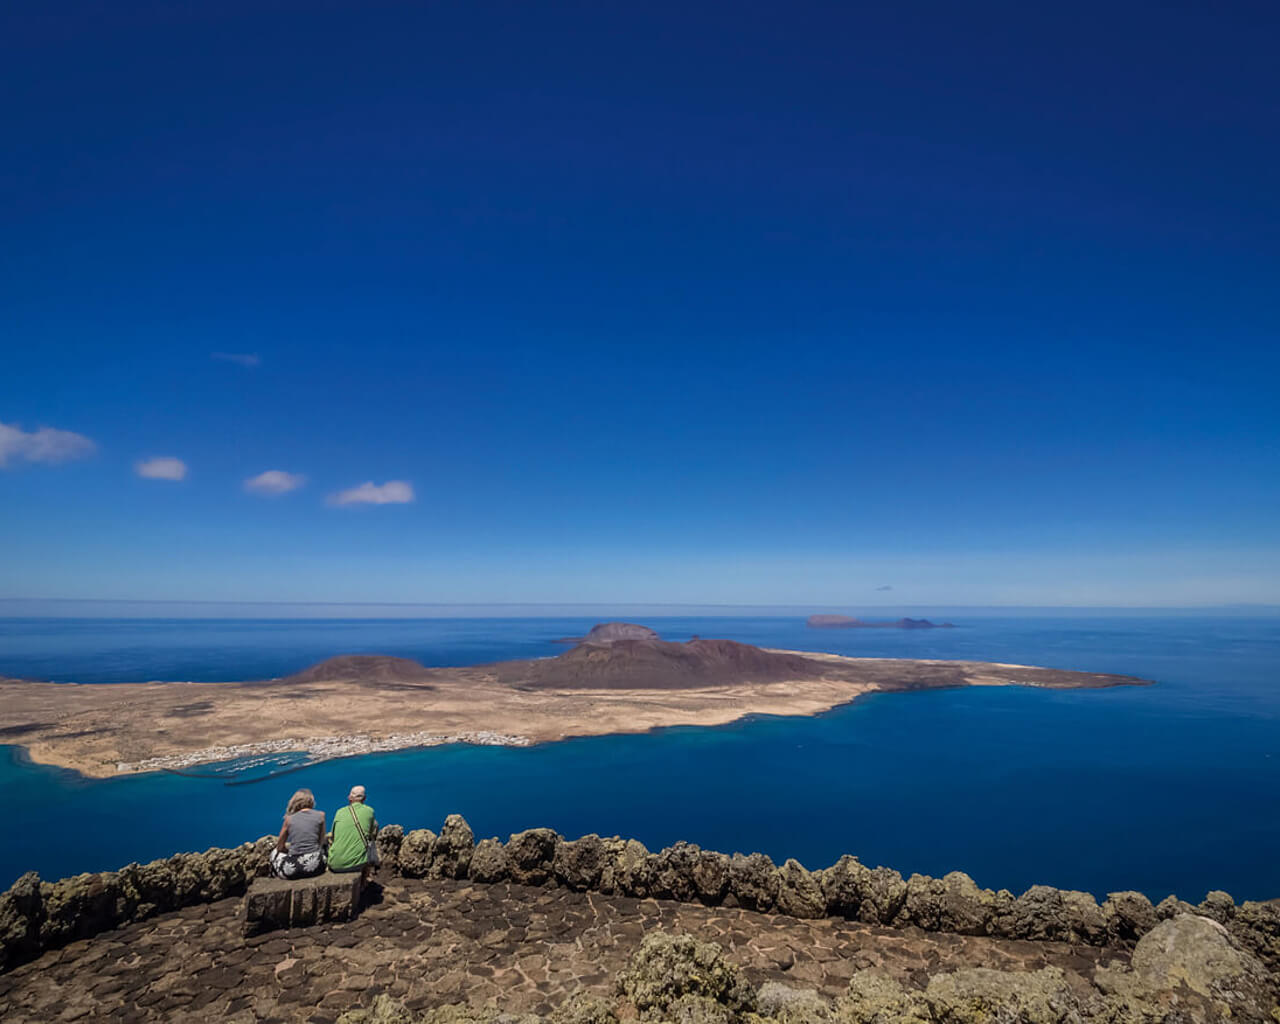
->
[1,598,1277,612]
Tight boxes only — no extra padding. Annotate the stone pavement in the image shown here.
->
[0,877,1127,1024]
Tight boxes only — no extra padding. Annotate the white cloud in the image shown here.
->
[0,421,97,468]
[135,456,188,481]
[328,480,415,506]
[244,469,306,496]
[212,352,261,367]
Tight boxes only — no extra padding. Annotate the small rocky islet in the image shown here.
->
[1,814,1277,1022]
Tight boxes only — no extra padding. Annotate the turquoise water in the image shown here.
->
[1,615,1278,902]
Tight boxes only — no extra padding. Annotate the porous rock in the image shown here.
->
[506,828,560,886]
[1197,889,1236,925]
[922,965,1084,1023]
[755,982,832,1024]
[649,843,704,903]
[612,839,655,898]
[728,852,780,913]
[1101,890,1157,944]
[469,837,511,883]
[839,970,929,1024]
[431,814,475,879]
[666,995,738,1024]
[859,865,909,925]
[775,859,825,919]
[548,992,619,1024]
[337,993,417,1023]
[1154,894,1197,920]
[554,834,610,892]
[39,871,123,946]
[1094,913,1278,1023]
[615,931,756,1017]
[399,829,437,878]
[1229,899,1280,975]
[690,849,731,905]
[0,871,44,970]
[993,884,1106,945]
[376,824,405,874]
[896,872,993,935]
[1131,914,1271,1004]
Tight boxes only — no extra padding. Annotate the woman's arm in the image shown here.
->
[276,816,290,854]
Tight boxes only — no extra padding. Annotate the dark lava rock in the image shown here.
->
[1229,900,1280,974]
[398,829,437,878]
[818,856,908,925]
[431,815,475,879]
[468,838,511,883]
[993,884,1107,945]
[775,859,825,919]
[1103,890,1159,943]
[897,871,994,935]
[376,824,405,875]
[506,828,560,886]
[729,852,780,913]
[553,835,610,892]
[609,839,655,898]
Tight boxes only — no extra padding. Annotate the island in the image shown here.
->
[807,614,956,629]
[553,621,660,644]
[0,625,1148,778]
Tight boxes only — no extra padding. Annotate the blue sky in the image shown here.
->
[2,2,1278,607]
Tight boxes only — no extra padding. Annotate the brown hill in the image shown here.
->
[494,637,828,690]
[279,655,437,687]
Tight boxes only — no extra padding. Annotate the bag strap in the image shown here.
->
[348,804,370,845]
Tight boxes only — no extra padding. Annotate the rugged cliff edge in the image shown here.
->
[1,816,1275,1022]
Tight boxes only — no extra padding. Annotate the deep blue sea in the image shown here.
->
[2,615,1278,904]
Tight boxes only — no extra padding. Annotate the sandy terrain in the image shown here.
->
[0,649,1148,779]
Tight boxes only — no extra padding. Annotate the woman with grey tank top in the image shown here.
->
[269,788,328,879]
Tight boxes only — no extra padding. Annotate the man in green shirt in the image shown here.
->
[329,785,379,879]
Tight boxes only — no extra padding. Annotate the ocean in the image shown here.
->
[1,615,1277,903]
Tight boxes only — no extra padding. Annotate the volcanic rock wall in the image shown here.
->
[3,815,1278,977]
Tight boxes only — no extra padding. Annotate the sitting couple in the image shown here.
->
[269,784,380,881]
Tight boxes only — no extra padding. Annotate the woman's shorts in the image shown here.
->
[269,848,326,879]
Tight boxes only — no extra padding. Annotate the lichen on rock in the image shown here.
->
[838,970,929,1024]
[921,965,1084,1023]
[615,931,756,1019]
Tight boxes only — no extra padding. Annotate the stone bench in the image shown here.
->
[243,872,364,935]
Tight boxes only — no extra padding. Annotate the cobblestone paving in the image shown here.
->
[0,879,1127,1024]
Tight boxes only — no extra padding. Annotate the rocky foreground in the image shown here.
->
[1,816,1276,1022]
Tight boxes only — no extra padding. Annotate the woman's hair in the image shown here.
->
[285,789,315,815]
